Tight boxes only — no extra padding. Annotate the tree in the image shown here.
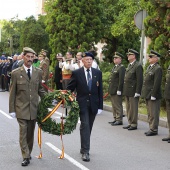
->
[45,0,103,59]
[20,16,49,54]
[100,0,141,63]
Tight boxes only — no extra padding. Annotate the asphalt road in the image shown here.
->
[0,91,170,170]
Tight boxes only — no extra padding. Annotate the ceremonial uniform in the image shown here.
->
[141,50,162,136]
[108,52,125,125]
[163,65,170,142]
[9,47,46,166]
[123,49,143,130]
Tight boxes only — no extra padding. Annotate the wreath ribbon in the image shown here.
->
[37,100,64,159]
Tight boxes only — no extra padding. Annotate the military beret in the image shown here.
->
[113,52,124,58]
[23,47,36,54]
[149,50,161,58]
[126,49,139,55]
[83,52,94,59]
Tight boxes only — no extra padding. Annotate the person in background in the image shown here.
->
[73,52,84,69]
[141,50,162,136]
[108,52,125,126]
[67,52,103,162]
[54,53,63,90]
[9,47,46,166]
[32,54,40,68]
[38,53,49,92]
[123,49,143,130]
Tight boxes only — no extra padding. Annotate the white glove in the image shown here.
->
[97,109,103,114]
[134,93,140,98]
[117,91,121,95]
[151,96,156,100]
[9,112,16,118]
[42,80,45,83]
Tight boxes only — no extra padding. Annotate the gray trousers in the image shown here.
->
[125,96,139,127]
[166,99,170,137]
[146,99,160,132]
[110,94,123,122]
[17,119,36,159]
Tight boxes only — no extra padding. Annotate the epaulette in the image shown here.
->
[12,67,20,73]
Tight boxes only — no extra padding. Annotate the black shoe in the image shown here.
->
[123,125,130,129]
[21,158,30,166]
[144,131,150,135]
[108,121,116,124]
[162,137,170,141]
[82,153,90,162]
[111,121,123,126]
[128,126,137,130]
[145,131,158,136]
[168,140,170,143]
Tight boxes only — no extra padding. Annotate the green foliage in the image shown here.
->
[45,0,103,61]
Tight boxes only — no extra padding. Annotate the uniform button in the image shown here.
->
[30,95,31,97]
[89,94,91,96]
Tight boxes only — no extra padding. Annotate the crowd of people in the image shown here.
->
[1,46,170,166]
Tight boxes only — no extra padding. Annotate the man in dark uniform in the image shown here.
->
[9,47,46,166]
[54,53,63,90]
[162,50,170,142]
[123,49,143,130]
[108,52,125,125]
[67,52,103,162]
[141,50,162,136]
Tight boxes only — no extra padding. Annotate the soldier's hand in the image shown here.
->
[151,96,156,100]
[134,93,140,98]
[117,91,121,95]
[9,112,16,118]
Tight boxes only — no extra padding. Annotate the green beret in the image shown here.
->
[23,47,36,54]
[126,49,139,55]
[149,50,161,58]
[114,52,124,58]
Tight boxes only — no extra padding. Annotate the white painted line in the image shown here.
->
[0,110,13,119]
[46,142,89,170]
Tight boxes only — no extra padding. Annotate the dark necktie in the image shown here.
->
[87,69,92,91]
[27,69,31,80]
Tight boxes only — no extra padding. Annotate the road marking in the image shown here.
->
[46,142,89,170]
[0,110,13,119]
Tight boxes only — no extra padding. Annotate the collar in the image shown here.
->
[23,64,32,73]
[83,67,92,72]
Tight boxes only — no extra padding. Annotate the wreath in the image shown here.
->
[37,90,80,136]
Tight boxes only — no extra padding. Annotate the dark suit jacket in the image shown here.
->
[54,62,62,83]
[108,64,125,95]
[164,66,170,99]
[67,67,103,114]
[123,60,143,97]
[141,63,162,100]
[9,66,46,120]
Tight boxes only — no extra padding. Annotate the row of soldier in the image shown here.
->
[0,49,50,92]
[108,49,170,143]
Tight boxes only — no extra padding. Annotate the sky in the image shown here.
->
[0,0,37,20]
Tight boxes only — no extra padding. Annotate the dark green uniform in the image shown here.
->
[123,60,143,127]
[141,63,162,133]
[108,64,125,123]
[164,66,170,138]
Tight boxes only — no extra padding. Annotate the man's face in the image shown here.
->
[127,54,135,62]
[66,52,72,59]
[76,53,82,61]
[82,57,93,68]
[148,55,158,64]
[113,57,121,65]
[23,52,34,67]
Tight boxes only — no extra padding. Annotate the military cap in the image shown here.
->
[126,49,139,55]
[149,50,161,57]
[41,49,48,53]
[56,53,63,58]
[113,52,124,58]
[83,52,94,59]
[23,47,36,54]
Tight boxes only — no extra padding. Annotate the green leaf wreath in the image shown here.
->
[37,90,80,136]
